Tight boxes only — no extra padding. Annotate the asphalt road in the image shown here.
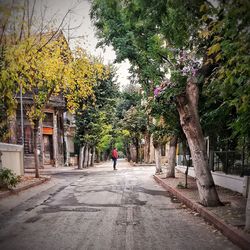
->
[0,160,239,250]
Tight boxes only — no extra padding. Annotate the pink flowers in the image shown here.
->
[181,65,198,76]
[154,81,170,97]
[178,50,201,77]
[154,86,161,97]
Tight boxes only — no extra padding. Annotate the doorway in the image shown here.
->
[43,135,54,165]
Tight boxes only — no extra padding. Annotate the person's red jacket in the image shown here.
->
[112,149,118,159]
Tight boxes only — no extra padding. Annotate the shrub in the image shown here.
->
[0,168,21,189]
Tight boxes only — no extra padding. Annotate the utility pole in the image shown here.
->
[20,84,24,145]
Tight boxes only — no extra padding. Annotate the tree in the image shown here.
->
[75,66,119,167]
[0,0,73,134]
[76,108,103,168]
[91,0,166,165]
[150,96,180,177]
[199,0,250,226]
[115,84,142,161]
[2,35,69,177]
[0,1,23,142]
[121,105,147,163]
[2,33,107,177]
[200,1,250,166]
[91,0,223,206]
[0,0,108,177]
[116,84,141,120]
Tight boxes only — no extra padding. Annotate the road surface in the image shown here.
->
[0,160,239,250]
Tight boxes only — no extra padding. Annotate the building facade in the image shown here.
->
[64,112,78,166]
[11,94,65,168]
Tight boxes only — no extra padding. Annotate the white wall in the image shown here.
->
[176,165,244,194]
[0,143,24,176]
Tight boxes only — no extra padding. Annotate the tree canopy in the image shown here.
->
[91,0,250,206]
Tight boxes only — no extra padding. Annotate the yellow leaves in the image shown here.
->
[200,3,209,13]
[95,63,105,78]
[0,69,9,82]
[121,129,130,137]
[199,29,210,39]
[207,43,221,55]
[2,33,111,117]
[64,46,111,113]
[213,36,222,42]
[204,58,214,65]
[215,53,222,62]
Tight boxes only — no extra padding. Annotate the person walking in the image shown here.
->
[111,147,118,170]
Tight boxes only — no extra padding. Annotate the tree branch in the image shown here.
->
[158,53,175,68]
[37,9,71,52]
[19,1,26,41]
[28,0,36,37]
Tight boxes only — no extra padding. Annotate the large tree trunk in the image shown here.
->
[166,136,177,178]
[182,140,189,188]
[33,120,40,178]
[87,146,92,167]
[83,144,88,168]
[9,113,17,144]
[209,136,215,171]
[176,78,221,207]
[86,146,90,167]
[133,138,140,163]
[125,142,131,162]
[245,178,250,231]
[144,132,151,163]
[135,138,140,163]
[78,146,84,169]
[90,147,95,167]
[154,142,162,174]
[96,149,100,163]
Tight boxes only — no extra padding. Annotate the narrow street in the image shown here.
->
[0,160,239,250]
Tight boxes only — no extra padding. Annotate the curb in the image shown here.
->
[0,176,51,199]
[154,175,250,250]
[129,163,156,167]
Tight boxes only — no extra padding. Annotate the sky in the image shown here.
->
[33,0,131,88]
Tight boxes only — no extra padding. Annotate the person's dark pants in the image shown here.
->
[113,158,117,170]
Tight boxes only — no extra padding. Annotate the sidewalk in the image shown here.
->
[0,166,76,199]
[154,169,250,250]
[25,165,78,175]
[0,165,98,199]
[0,174,50,199]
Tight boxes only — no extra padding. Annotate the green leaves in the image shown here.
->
[0,168,21,189]
[120,105,147,147]
[1,31,110,136]
[91,0,250,153]
[75,66,119,154]
[202,0,250,140]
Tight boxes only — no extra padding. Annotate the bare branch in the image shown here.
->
[37,8,71,52]
[67,35,85,39]
[36,8,59,40]
[158,53,175,68]
[19,1,26,41]
[28,0,36,37]
[38,3,47,39]
[66,20,84,31]
[0,0,14,44]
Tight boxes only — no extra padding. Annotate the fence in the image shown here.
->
[212,150,250,176]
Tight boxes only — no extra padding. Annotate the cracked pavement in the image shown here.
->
[0,160,239,250]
